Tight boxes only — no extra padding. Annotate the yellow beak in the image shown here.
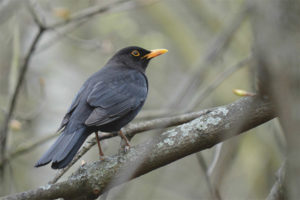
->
[143,49,168,59]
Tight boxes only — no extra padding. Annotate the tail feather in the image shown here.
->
[34,132,70,167]
[52,128,84,163]
[51,132,87,169]
[35,127,88,169]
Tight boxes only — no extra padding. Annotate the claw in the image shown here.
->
[119,130,131,147]
[100,156,106,161]
[124,145,130,153]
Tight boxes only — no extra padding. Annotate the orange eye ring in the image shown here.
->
[131,50,140,57]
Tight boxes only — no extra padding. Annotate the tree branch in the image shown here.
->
[1,96,275,200]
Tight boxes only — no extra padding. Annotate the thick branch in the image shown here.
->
[1,96,275,200]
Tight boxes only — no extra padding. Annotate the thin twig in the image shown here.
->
[196,153,222,200]
[207,143,223,176]
[188,54,253,111]
[0,26,45,165]
[168,5,250,109]
[45,0,131,29]
[266,162,286,200]
[136,109,171,121]
[26,1,46,29]
[35,20,87,54]
[0,132,59,167]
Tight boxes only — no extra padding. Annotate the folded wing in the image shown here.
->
[85,71,148,127]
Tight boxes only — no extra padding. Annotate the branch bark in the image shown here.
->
[1,96,275,200]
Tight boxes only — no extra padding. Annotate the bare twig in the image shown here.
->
[1,96,275,200]
[136,109,171,121]
[169,4,250,109]
[35,20,86,54]
[0,132,59,167]
[26,1,46,29]
[266,162,286,200]
[46,0,131,29]
[0,26,45,165]
[207,143,223,176]
[196,153,222,200]
[189,55,253,110]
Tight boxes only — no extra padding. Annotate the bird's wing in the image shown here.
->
[85,71,148,127]
[58,85,86,131]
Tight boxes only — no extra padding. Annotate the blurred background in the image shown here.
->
[0,0,284,199]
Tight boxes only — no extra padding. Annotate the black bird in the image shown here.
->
[35,46,168,169]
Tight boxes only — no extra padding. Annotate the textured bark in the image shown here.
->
[1,96,275,200]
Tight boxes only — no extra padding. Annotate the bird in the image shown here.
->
[34,46,168,169]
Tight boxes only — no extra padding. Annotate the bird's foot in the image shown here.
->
[100,155,106,161]
[81,160,87,166]
[124,144,131,153]
[118,130,131,153]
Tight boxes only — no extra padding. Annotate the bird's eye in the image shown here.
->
[131,50,140,57]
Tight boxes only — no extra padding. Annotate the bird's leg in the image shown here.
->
[119,130,130,152]
[95,131,105,160]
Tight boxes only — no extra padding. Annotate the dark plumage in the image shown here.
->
[35,46,167,169]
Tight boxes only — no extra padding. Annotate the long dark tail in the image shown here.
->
[34,127,88,169]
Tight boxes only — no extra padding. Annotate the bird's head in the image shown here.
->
[108,46,168,72]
